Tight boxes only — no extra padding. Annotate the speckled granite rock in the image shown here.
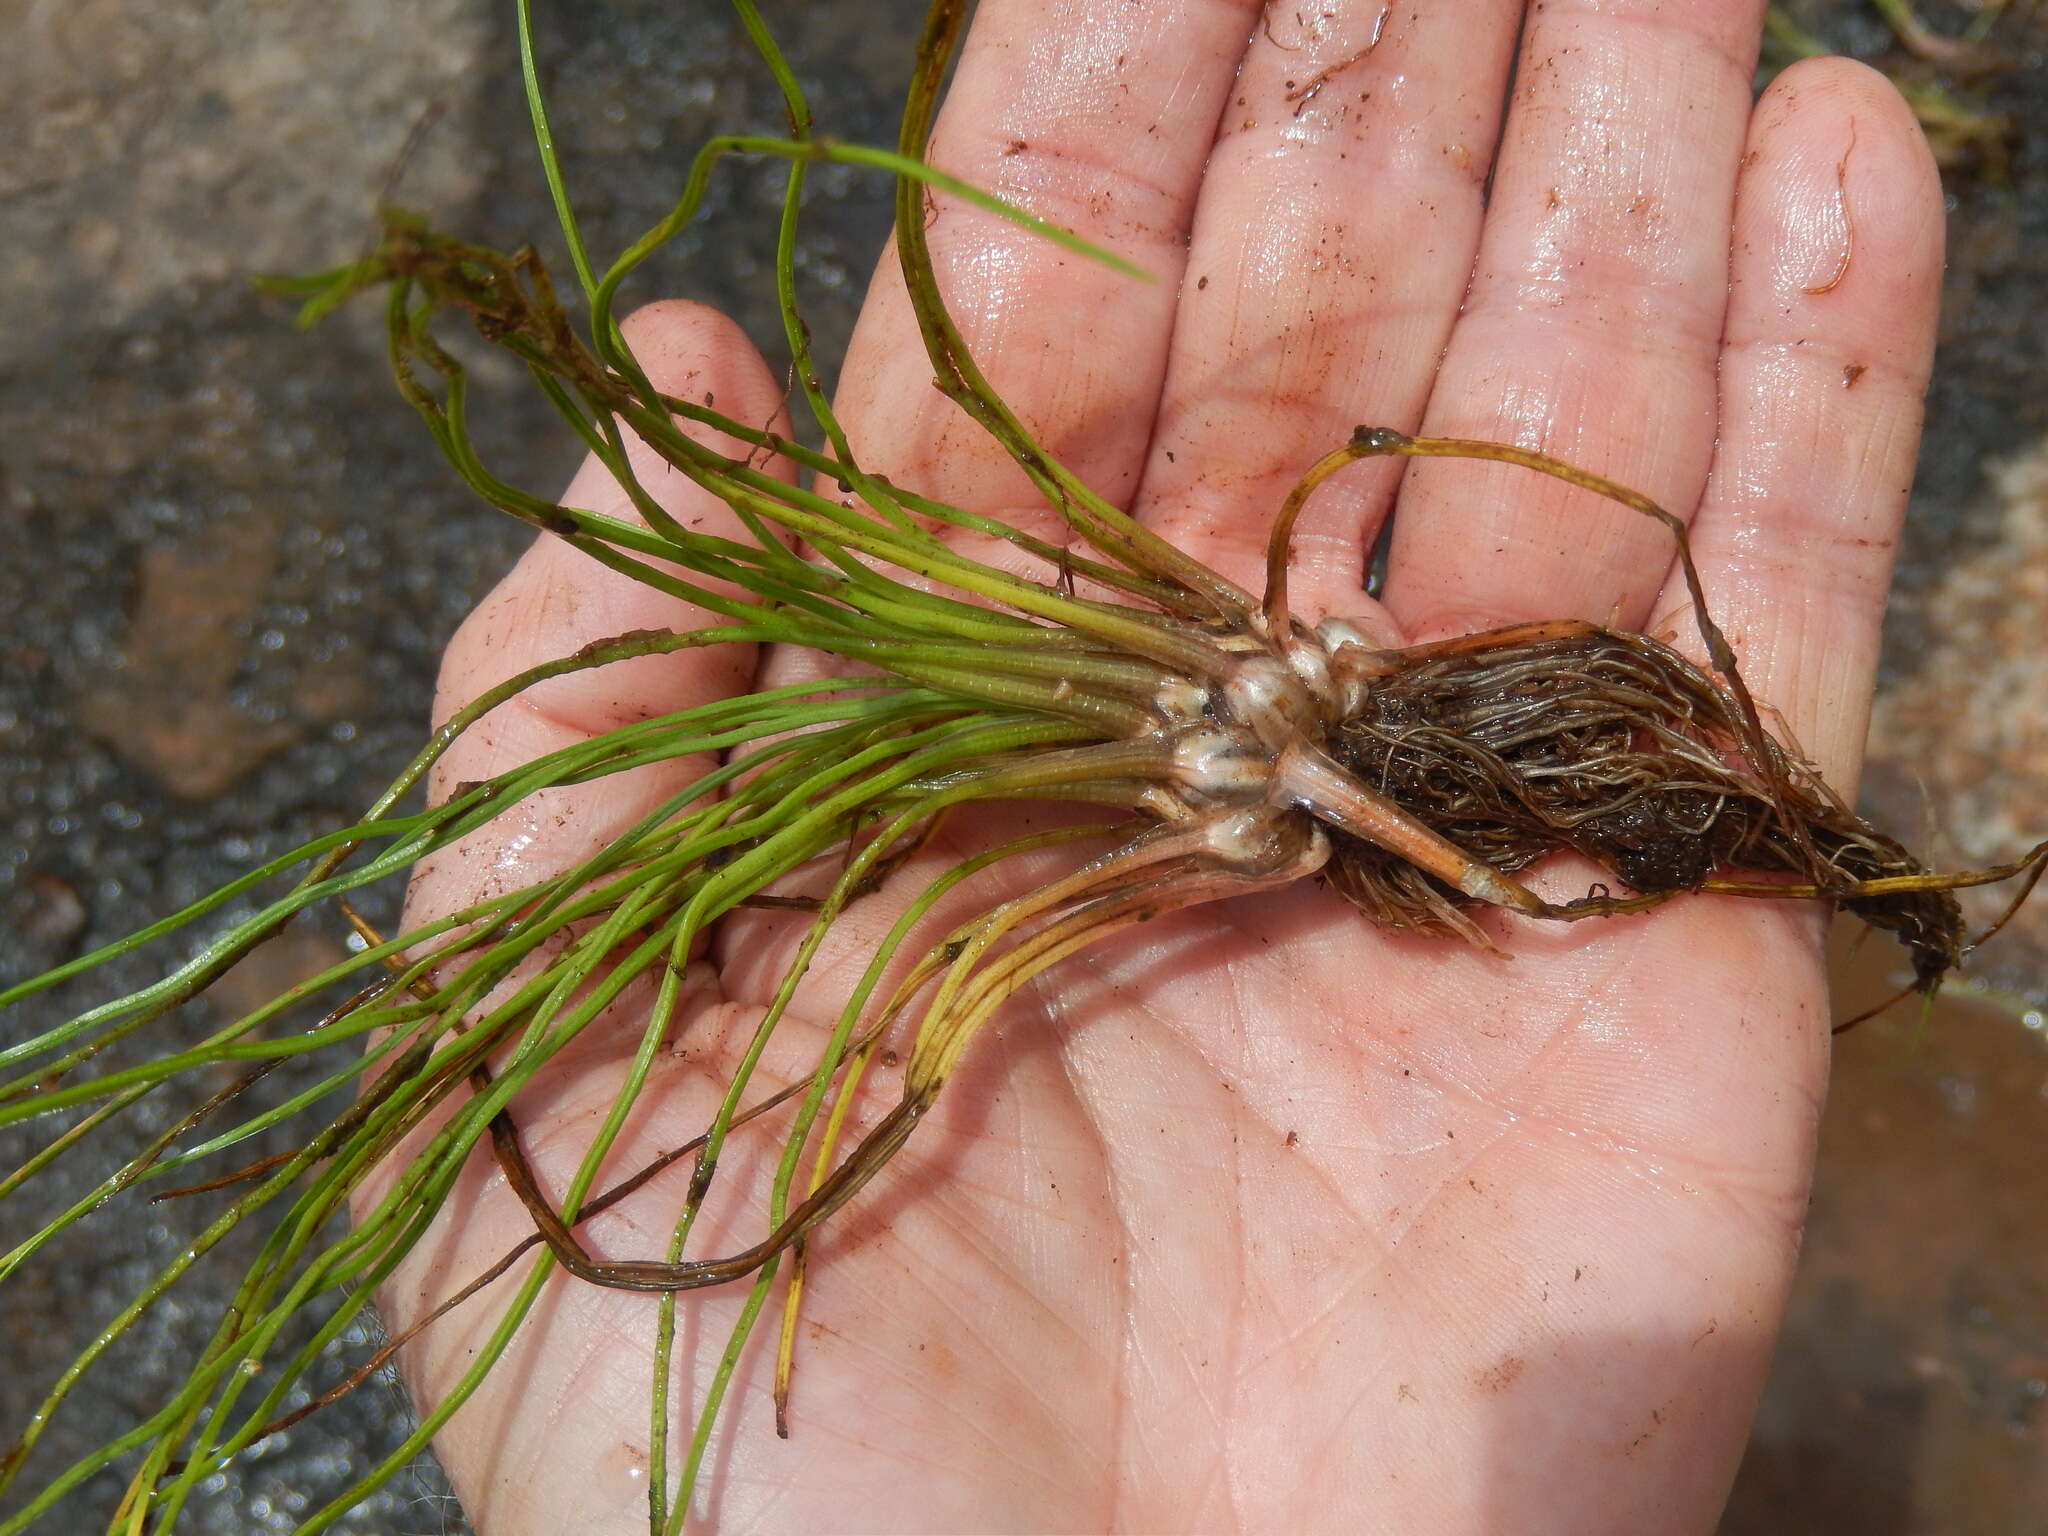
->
[1866,439,2048,991]
[1,0,488,352]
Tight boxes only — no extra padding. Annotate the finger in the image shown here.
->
[1652,59,1942,794]
[1385,0,1767,641]
[1133,0,1523,615]
[828,0,1262,542]
[409,300,793,923]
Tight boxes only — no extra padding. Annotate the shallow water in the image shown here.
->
[1726,931,2048,1535]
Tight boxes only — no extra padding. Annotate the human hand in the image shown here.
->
[383,3,1942,1530]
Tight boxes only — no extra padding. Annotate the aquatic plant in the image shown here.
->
[2,1,2041,1531]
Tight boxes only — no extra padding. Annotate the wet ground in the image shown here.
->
[1,2,2044,1531]
[1725,931,2048,1536]
[1,3,925,1529]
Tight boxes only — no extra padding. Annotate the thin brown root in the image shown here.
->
[1833,980,1918,1036]
[1317,621,1976,982]
[1964,838,2048,951]
[1400,432,1813,861]
[149,1144,294,1205]
[1802,122,1858,296]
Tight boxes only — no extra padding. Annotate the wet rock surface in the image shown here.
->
[1,1,917,1529]
[1725,934,2048,1536]
[0,2,2042,1532]
[1865,442,2048,978]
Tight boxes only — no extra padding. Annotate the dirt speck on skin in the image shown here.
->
[1475,1355,1525,1395]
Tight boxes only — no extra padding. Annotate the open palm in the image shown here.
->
[380,3,1943,1531]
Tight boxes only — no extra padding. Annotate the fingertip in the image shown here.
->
[1754,52,1937,177]
[425,297,788,854]
[552,299,793,527]
[613,298,788,429]
[1670,58,1945,796]
[1737,56,1943,366]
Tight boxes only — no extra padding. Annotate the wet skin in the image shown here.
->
[370,3,1944,1531]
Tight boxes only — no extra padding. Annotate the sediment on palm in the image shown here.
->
[1,1,2042,1531]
